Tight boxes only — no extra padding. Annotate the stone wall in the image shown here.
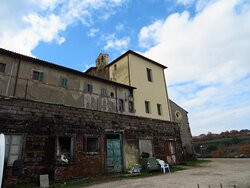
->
[0,97,182,186]
[169,100,195,159]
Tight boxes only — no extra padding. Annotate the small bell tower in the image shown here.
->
[96,53,109,70]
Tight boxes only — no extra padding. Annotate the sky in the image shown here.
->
[0,0,250,136]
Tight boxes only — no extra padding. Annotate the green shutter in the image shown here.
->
[39,72,44,81]
[61,78,68,87]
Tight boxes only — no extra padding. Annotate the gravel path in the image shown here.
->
[85,158,250,188]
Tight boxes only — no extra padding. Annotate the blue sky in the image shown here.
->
[0,0,250,135]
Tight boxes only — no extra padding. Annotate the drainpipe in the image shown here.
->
[115,86,118,112]
[5,61,15,96]
[13,56,22,97]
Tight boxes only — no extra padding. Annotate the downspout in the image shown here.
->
[115,86,118,112]
[13,56,22,97]
[5,62,15,96]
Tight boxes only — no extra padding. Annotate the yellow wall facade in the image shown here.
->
[109,53,171,121]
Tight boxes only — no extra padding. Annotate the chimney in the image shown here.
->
[96,53,109,70]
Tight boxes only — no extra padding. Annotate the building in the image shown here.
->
[0,48,184,186]
[169,100,195,159]
[87,51,172,121]
[0,48,135,115]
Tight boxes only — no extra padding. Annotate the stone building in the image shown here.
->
[0,48,184,186]
[169,100,195,159]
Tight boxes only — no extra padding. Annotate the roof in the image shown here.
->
[85,67,97,73]
[106,50,167,69]
[169,99,188,113]
[0,48,136,90]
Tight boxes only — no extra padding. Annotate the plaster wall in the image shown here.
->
[109,53,171,121]
[0,54,134,115]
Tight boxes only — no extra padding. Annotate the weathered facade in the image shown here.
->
[0,97,182,185]
[0,48,135,115]
[169,100,195,159]
[0,48,187,186]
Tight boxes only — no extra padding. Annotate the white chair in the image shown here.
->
[156,159,170,173]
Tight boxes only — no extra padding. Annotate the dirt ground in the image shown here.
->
[85,158,250,188]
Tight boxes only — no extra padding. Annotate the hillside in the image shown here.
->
[193,130,250,158]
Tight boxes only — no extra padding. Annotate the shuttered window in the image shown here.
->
[101,88,107,96]
[84,84,93,93]
[32,71,44,81]
[61,78,68,88]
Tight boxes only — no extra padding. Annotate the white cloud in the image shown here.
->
[87,28,100,37]
[0,0,127,56]
[103,34,130,50]
[139,20,164,48]
[176,0,195,6]
[139,0,250,135]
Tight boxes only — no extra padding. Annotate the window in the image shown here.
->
[145,101,150,114]
[32,71,44,81]
[157,104,162,116]
[128,101,134,113]
[5,135,23,166]
[84,83,93,93]
[101,88,107,96]
[139,139,153,157]
[110,92,114,98]
[118,99,124,112]
[61,78,68,88]
[86,137,99,154]
[175,111,182,120]
[56,136,74,164]
[0,63,6,73]
[114,64,117,71]
[128,89,133,97]
[146,68,152,82]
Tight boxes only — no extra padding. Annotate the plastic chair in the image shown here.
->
[156,159,170,173]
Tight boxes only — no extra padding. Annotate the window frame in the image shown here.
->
[157,103,162,116]
[84,83,93,93]
[56,135,75,164]
[61,77,68,88]
[85,135,99,155]
[101,88,107,96]
[145,101,151,114]
[146,68,152,82]
[0,63,6,73]
[32,70,44,81]
[128,101,134,113]
[118,99,125,112]
[4,134,24,166]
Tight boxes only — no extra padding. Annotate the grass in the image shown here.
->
[185,159,212,167]
[16,162,197,188]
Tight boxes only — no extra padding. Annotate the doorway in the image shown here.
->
[106,133,123,172]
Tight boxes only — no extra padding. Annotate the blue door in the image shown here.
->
[107,135,122,172]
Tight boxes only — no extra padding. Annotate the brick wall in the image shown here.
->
[0,96,182,185]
